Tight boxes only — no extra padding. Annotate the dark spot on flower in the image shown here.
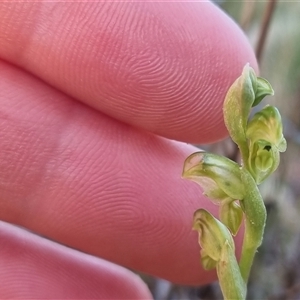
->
[264,145,271,151]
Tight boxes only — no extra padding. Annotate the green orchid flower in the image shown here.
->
[183,152,244,200]
[246,105,287,184]
[193,209,246,300]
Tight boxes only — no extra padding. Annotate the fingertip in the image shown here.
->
[0,222,153,299]
[0,2,257,143]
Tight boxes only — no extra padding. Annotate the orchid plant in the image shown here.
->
[182,64,286,300]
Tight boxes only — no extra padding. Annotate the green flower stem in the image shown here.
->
[238,140,251,172]
[239,167,267,282]
[218,241,246,300]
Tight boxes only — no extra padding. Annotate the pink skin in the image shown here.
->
[0,1,257,298]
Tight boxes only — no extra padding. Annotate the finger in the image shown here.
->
[0,2,257,143]
[0,60,245,285]
[0,221,152,299]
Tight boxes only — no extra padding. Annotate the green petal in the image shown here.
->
[183,152,245,200]
[253,77,274,106]
[247,106,286,149]
[200,249,218,270]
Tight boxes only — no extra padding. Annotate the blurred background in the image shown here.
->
[143,1,300,299]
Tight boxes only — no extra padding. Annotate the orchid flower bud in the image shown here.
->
[246,105,287,184]
[220,200,243,236]
[223,64,274,157]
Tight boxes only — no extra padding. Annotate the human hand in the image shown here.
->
[0,2,257,299]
